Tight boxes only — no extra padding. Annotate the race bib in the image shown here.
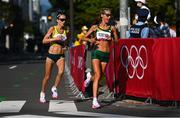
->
[96,31,111,40]
[60,34,67,41]
[53,34,67,41]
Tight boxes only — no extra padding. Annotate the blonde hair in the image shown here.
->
[100,8,111,15]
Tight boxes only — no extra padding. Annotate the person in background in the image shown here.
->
[74,26,89,47]
[73,38,81,46]
[39,10,69,103]
[153,12,170,38]
[169,25,176,37]
[133,0,151,24]
[83,8,118,109]
[129,8,150,38]
[78,26,89,45]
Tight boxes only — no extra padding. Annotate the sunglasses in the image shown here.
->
[104,13,111,17]
[59,18,66,22]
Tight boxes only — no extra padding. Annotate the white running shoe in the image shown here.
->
[51,86,58,99]
[40,92,46,103]
[84,72,92,87]
[92,101,101,109]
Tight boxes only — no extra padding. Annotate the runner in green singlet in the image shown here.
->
[83,8,118,109]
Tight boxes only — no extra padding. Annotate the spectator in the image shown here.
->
[134,0,151,24]
[73,38,81,47]
[79,26,89,44]
[153,12,170,38]
[129,9,150,38]
[74,26,88,47]
[169,25,176,37]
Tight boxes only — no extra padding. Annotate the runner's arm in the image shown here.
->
[84,25,97,43]
[42,27,58,44]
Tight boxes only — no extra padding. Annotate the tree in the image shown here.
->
[74,0,119,27]
[48,0,119,34]
[47,0,176,33]
[48,0,68,12]
[147,0,176,25]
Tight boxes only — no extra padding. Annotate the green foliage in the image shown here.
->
[147,0,176,25]
[74,0,119,26]
[48,0,176,31]
[48,0,68,12]
[48,0,119,35]
[0,2,13,23]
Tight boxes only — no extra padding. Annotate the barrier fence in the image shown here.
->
[70,38,180,101]
[70,45,86,93]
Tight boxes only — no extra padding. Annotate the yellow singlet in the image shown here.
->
[51,26,67,46]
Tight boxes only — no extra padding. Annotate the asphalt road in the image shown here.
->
[0,59,180,117]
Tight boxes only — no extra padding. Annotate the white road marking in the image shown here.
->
[55,111,128,117]
[49,100,129,117]
[9,65,17,69]
[0,100,136,117]
[0,100,26,113]
[48,100,77,112]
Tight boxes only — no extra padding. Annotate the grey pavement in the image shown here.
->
[0,52,46,65]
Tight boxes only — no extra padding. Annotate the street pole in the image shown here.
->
[69,0,74,45]
[119,0,128,38]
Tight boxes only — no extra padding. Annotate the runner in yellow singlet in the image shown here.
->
[39,10,69,103]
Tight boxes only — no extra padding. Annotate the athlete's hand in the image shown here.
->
[55,34,62,41]
[90,38,96,43]
[95,40,100,45]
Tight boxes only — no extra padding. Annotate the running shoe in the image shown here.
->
[84,79,91,88]
[92,102,101,109]
[84,72,91,87]
[51,86,58,99]
[40,92,46,103]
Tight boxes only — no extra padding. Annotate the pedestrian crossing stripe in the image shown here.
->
[0,100,26,113]
[49,100,124,117]
[0,100,127,117]
[48,100,77,112]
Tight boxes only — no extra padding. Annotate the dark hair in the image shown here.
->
[56,9,65,19]
[156,12,165,23]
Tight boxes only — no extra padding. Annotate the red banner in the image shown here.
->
[70,45,86,92]
[113,39,154,98]
[108,38,180,100]
[152,38,180,100]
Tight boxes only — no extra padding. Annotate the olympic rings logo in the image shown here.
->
[120,45,148,80]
